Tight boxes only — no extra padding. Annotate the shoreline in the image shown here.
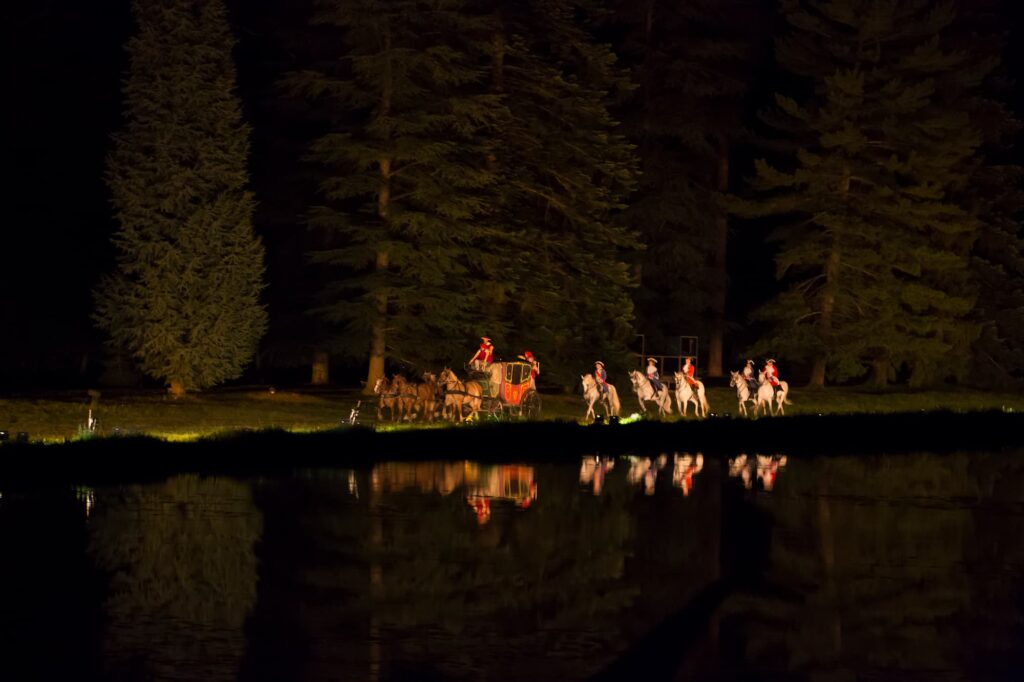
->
[1,409,1022,488]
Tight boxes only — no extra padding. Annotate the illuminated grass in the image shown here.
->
[2,385,1024,443]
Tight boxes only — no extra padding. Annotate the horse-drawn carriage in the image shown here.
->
[468,360,542,419]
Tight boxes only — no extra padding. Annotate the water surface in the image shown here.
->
[1,451,1022,680]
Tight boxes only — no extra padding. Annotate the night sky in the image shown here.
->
[4,0,1023,387]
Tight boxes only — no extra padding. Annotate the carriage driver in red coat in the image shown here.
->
[469,337,495,371]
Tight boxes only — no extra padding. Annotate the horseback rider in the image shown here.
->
[763,358,781,396]
[469,336,495,372]
[594,361,609,395]
[518,351,540,387]
[742,359,758,393]
[682,356,698,389]
[646,358,664,393]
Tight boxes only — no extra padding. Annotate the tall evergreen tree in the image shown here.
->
[957,0,1024,386]
[612,0,766,376]
[96,0,266,397]
[290,0,638,388]
[289,0,511,391]
[484,0,640,383]
[737,0,986,388]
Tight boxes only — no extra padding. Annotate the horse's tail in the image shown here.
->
[701,393,710,414]
[609,386,621,416]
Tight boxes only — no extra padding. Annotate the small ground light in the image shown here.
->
[16,432,29,443]
[0,430,8,442]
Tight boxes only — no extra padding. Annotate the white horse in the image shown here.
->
[728,371,758,417]
[627,369,673,417]
[581,373,621,421]
[754,372,790,416]
[673,372,710,418]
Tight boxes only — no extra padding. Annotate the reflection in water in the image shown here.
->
[371,461,537,524]
[627,454,667,495]
[728,453,788,490]
[89,475,262,680]
[581,453,704,497]
[2,451,1021,681]
[74,486,95,518]
[672,453,704,496]
[579,455,615,495]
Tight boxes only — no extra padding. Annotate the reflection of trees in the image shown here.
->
[720,453,1024,679]
[369,463,637,679]
[240,463,641,681]
[90,475,262,680]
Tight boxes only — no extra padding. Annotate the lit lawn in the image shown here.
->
[0,390,354,442]
[1,384,1022,442]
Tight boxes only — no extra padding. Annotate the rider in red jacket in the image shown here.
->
[595,361,608,394]
[763,359,780,395]
[682,356,698,388]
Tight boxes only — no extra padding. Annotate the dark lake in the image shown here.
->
[2,450,1022,681]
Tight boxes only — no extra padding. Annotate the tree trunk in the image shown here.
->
[809,168,849,389]
[707,138,730,377]
[809,246,840,389]
[364,30,393,396]
[311,350,329,385]
[870,359,888,388]
[168,379,185,399]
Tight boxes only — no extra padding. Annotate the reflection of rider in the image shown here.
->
[742,359,758,393]
[469,336,495,371]
[646,358,664,393]
[595,361,608,394]
[763,358,780,396]
[682,356,698,387]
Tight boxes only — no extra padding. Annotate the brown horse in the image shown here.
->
[373,376,398,422]
[413,372,440,422]
[390,375,417,421]
[439,367,483,422]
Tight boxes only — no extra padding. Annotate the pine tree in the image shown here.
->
[483,0,640,384]
[96,0,266,397]
[288,0,511,391]
[957,0,1024,386]
[737,0,985,388]
[613,0,766,376]
[289,0,639,388]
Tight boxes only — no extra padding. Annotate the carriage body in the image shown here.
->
[476,361,541,418]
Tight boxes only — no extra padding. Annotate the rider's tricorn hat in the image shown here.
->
[766,358,775,364]
[648,357,658,364]
[481,336,491,342]
[595,360,605,367]
[746,359,754,365]
[524,350,534,358]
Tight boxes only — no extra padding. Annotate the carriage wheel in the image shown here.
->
[479,398,499,420]
[521,390,541,420]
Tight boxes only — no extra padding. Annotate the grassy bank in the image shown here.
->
[1,384,1023,442]
[2,410,1023,488]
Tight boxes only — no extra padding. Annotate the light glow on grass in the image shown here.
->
[619,413,643,425]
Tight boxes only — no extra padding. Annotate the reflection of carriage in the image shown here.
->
[469,361,542,419]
